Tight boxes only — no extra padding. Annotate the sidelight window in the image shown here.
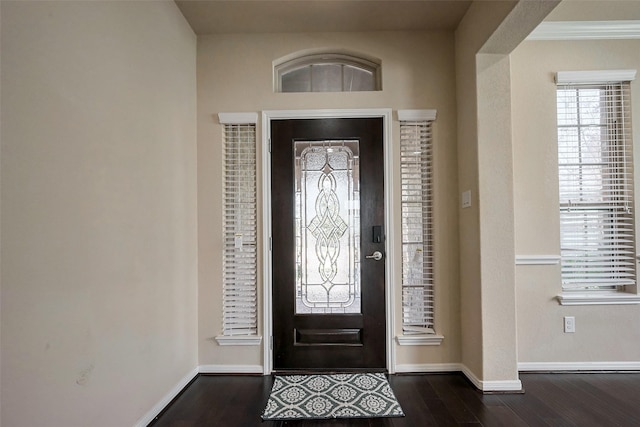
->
[399,110,437,336]
[217,113,259,341]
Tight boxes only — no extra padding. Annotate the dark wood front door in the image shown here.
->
[271,117,386,371]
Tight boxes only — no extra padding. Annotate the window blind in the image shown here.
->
[400,116,435,334]
[557,82,636,291]
[222,123,258,335]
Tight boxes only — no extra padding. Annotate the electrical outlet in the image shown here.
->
[564,316,575,333]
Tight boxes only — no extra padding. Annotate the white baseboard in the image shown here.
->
[395,363,462,373]
[519,361,640,372]
[460,365,523,392]
[395,363,522,392]
[133,367,199,427]
[199,364,264,374]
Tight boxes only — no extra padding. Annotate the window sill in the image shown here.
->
[556,293,640,306]
[215,335,263,346]
[396,334,444,346]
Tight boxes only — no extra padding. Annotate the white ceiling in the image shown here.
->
[175,0,473,35]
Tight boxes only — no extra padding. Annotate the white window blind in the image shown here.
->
[221,121,258,336]
[399,110,436,334]
[557,81,635,291]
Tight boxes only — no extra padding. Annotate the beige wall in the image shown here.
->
[1,2,198,426]
[454,0,519,382]
[455,0,558,384]
[196,31,461,368]
[512,39,640,363]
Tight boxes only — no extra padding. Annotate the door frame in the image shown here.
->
[261,109,396,374]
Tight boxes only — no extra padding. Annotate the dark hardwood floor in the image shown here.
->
[149,372,640,426]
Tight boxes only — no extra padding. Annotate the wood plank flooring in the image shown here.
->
[149,372,640,426]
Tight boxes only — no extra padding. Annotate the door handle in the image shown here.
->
[365,251,383,261]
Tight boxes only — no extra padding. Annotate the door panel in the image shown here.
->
[271,118,385,371]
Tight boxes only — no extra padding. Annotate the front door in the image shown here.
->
[271,117,386,371]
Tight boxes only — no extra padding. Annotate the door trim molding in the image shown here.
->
[261,109,395,374]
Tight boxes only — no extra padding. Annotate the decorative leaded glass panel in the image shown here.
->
[294,140,361,314]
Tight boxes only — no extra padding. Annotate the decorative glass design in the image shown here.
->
[295,140,361,314]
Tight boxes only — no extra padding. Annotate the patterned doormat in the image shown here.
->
[261,373,405,421]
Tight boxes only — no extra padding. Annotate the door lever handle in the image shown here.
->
[365,251,383,261]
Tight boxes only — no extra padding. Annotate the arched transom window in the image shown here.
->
[275,52,381,93]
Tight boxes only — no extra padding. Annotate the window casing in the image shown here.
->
[556,78,636,294]
[399,110,436,336]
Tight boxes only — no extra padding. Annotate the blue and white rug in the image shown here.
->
[261,373,405,420]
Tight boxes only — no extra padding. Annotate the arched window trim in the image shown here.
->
[274,51,382,93]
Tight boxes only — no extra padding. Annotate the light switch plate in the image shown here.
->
[462,190,471,209]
